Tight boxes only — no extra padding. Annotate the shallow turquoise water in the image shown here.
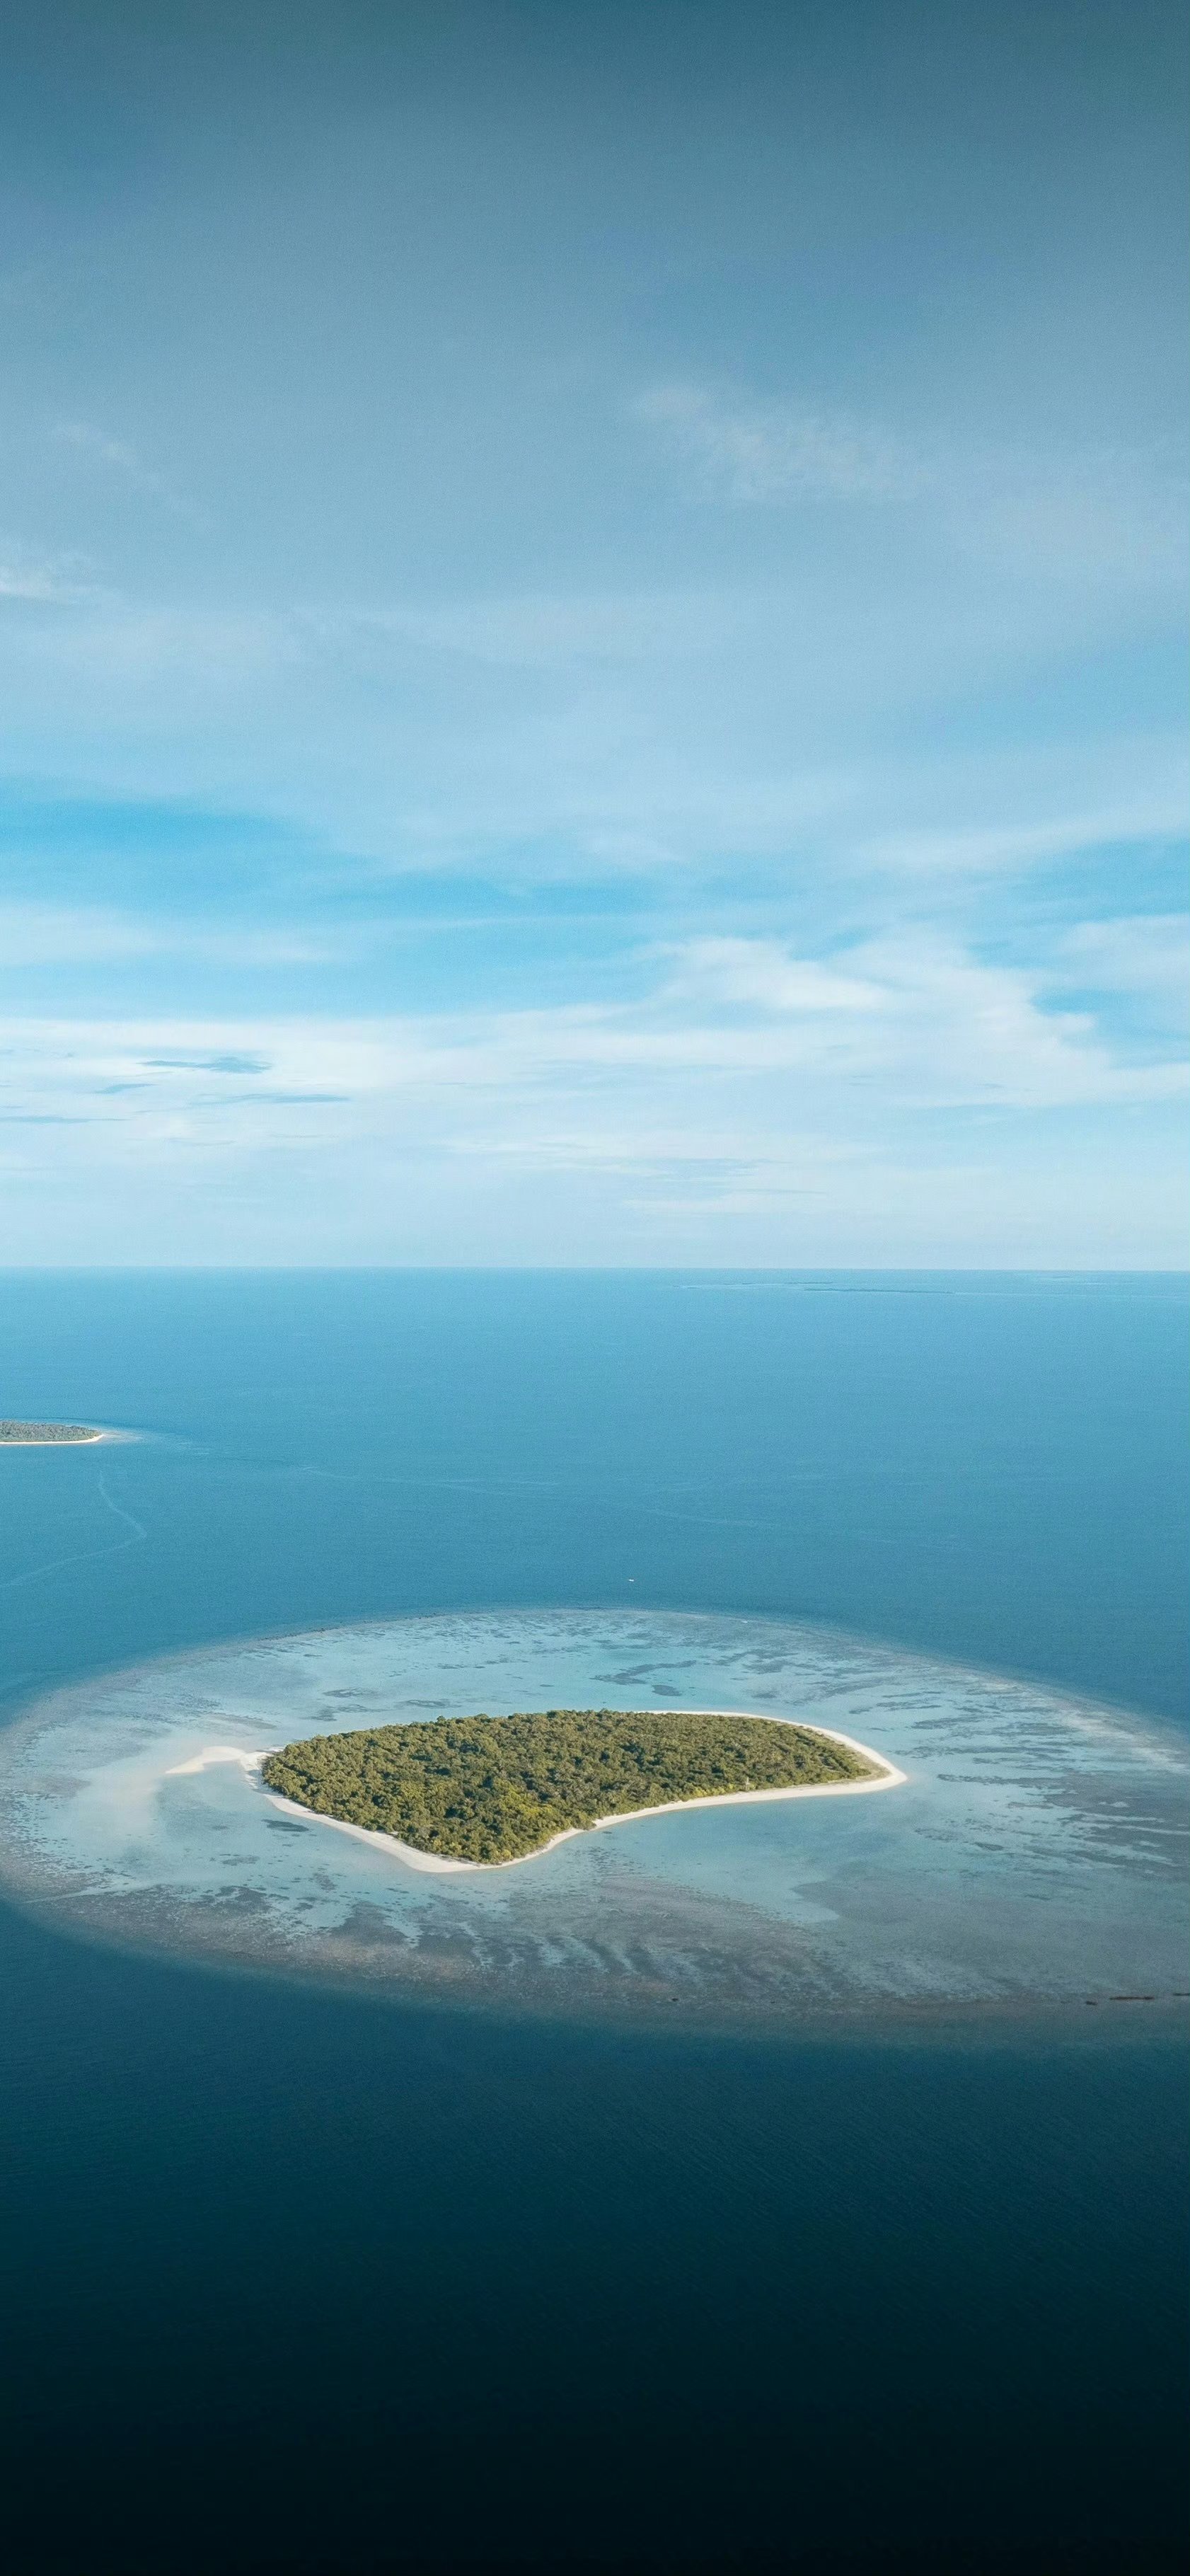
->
[0,1271,1186,2574]
[4,1607,1184,2018]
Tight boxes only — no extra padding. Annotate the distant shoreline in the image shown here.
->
[256,1715,907,1874]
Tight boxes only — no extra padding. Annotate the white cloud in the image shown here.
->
[664,938,883,1015]
[1,960,1183,1264]
[842,936,1182,1110]
[1,931,1182,1167]
[658,933,1188,1110]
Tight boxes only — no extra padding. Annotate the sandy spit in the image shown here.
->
[0,1428,127,1447]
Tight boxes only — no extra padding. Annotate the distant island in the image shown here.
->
[261,1706,890,1864]
[0,1420,102,1444]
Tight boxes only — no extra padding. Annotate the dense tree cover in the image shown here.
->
[261,1707,877,1862]
[0,1421,96,1442]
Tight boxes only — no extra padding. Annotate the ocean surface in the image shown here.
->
[0,1270,1186,2575]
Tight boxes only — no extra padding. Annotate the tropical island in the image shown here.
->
[261,1706,891,1864]
[0,1420,102,1444]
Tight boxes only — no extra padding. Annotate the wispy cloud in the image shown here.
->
[54,422,143,475]
[637,383,1189,595]
[141,1050,272,1075]
[1,548,1182,889]
[354,591,738,669]
[0,549,94,605]
[2,944,1183,1261]
[53,420,198,519]
[636,383,914,502]
[952,444,1189,587]
[0,901,350,970]
[656,934,1189,1111]
[1056,915,1190,1026]
[664,938,883,1015]
[861,795,1190,877]
[2,933,1182,1156]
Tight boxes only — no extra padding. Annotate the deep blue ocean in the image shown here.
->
[0,1271,1186,2575]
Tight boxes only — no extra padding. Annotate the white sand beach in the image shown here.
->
[0,1426,112,1447]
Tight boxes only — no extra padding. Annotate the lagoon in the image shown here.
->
[0,1270,1186,2574]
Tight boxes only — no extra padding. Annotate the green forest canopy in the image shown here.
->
[261,1706,878,1863]
[0,1420,96,1442]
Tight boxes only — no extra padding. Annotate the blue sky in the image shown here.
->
[2,0,1186,1263]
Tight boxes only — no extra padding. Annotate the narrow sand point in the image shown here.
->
[0,1422,110,1447]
